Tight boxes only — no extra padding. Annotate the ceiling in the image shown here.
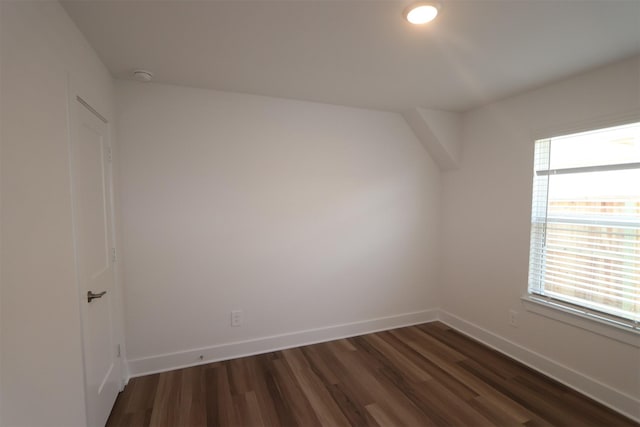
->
[61,0,640,113]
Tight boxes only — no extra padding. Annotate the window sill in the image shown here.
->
[521,295,640,348]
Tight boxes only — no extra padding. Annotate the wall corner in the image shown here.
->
[402,107,462,171]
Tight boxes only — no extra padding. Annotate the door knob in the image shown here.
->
[87,290,107,303]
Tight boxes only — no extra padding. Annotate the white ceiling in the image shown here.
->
[61,0,640,112]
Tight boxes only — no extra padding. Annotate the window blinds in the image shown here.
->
[528,123,640,328]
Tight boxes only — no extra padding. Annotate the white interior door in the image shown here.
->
[70,97,121,427]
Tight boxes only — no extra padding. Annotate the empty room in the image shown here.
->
[1,0,639,426]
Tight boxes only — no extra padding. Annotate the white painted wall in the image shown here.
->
[440,56,640,418]
[0,2,3,423]
[116,81,441,370]
[0,2,120,425]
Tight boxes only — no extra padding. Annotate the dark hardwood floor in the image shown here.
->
[107,322,637,426]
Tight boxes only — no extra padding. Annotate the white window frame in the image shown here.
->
[523,114,640,345]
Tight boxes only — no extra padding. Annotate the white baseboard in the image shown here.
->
[438,310,640,423]
[127,309,438,378]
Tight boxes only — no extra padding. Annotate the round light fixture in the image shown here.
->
[133,69,154,82]
[403,2,440,25]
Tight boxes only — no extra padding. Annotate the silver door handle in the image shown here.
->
[87,290,107,303]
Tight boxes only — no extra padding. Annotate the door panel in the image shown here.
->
[71,97,120,427]
[75,121,110,280]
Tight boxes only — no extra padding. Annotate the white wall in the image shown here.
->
[440,56,640,418]
[116,81,441,372]
[0,1,3,423]
[0,2,118,425]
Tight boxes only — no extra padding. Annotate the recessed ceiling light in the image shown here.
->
[403,2,440,25]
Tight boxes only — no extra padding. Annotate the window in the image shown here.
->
[528,121,640,329]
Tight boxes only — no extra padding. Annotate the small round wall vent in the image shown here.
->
[132,69,154,82]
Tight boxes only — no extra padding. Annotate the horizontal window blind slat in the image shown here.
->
[544,230,639,245]
[529,249,640,274]
[548,206,640,213]
[545,238,640,255]
[545,247,640,266]
[536,161,640,176]
[544,268,639,293]
[545,238,640,257]
[544,271,639,298]
[542,259,639,289]
[543,280,638,305]
[546,216,640,228]
[545,226,639,239]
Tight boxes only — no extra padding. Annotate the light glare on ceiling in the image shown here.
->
[404,3,439,24]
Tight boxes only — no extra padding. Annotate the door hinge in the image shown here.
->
[107,146,113,162]
[111,247,116,263]
[116,344,121,358]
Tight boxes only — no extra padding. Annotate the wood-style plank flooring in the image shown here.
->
[107,322,637,426]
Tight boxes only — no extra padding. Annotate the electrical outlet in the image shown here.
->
[509,309,518,327]
[231,310,243,327]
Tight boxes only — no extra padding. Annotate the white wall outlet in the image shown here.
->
[509,309,518,327]
[231,310,243,327]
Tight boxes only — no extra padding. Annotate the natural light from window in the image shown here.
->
[528,121,640,327]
